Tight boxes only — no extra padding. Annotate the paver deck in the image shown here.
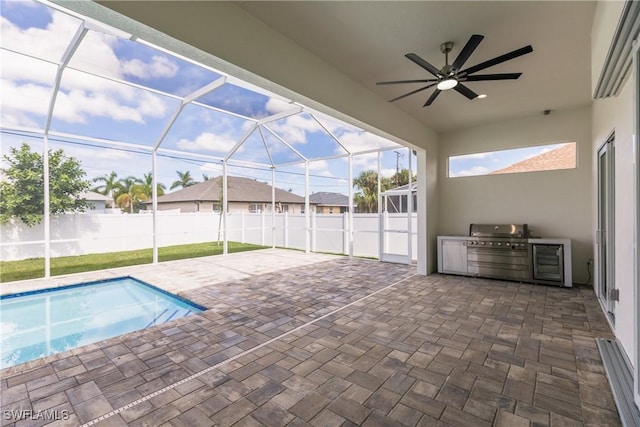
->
[0,249,621,426]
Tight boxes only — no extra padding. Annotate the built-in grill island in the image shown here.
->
[467,223,531,282]
[437,223,572,287]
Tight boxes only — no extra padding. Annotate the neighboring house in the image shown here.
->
[309,192,352,214]
[382,183,417,213]
[149,176,315,214]
[79,191,113,213]
[489,143,576,175]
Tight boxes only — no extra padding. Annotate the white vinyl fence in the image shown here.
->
[1,212,417,262]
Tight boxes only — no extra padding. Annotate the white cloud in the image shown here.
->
[121,55,179,79]
[351,152,378,170]
[451,166,491,177]
[0,79,52,118]
[265,97,294,114]
[176,132,239,155]
[336,130,398,154]
[380,168,396,178]
[267,114,317,145]
[1,8,174,129]
[307,160,334,177]
[0,12,81,62]
[452,152,496,161]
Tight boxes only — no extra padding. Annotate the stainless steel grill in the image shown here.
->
[467,223,532,282]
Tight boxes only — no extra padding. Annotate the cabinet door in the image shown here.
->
[442,240,467,274]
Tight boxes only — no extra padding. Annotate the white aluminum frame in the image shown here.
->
[3,0,429,279]
[379,147,416,265]
[633,38,640,408]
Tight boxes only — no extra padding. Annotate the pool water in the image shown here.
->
[0,277,204,369]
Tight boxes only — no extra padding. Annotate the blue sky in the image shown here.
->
[0,0,408,196]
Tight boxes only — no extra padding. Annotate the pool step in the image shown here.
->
[145,309,194,327]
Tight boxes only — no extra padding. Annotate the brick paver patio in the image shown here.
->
[0,250,621,426]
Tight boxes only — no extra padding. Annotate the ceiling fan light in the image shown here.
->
[437,78,458,91]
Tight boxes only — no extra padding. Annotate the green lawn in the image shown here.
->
[0,241,266,283]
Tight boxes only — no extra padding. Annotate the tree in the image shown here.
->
[170,170,196,190]
[115,176,148,213]
[92,171,119,207]
[0,143,90,226]
[139,172,166,199]
[353,170,391,213]
[391,168,417,187]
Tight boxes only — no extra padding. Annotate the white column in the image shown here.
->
[152,150,159,264]
[271,167,276,248]
[377,151,383,261]
[407,147,413,265]
[417,149,427,275]
[43,135,51,278]
[222,161,228,255]
[305,161,310,253]
[348,154,354,258]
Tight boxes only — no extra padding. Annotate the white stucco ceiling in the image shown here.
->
[236,1,596,133]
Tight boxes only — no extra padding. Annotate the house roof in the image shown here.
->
[489,143,576,175]
[154,176,307,204]
[309,192,351,207]
[80,191,113,202]
[382,183,417,195]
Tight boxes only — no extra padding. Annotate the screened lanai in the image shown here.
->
[0,0,421,279]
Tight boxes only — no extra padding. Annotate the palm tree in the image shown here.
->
[171,170,196,190]
[92,171,119,207]
[391,168,417,187]
[115,176,148,213]
[140,172,166,200]
[353,170,391,213]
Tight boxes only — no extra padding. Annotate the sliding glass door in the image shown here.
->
[597,135,616,322]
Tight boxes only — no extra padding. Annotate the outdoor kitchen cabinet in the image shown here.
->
[438,236,468,275]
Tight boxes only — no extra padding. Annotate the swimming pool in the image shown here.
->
[0,277,205,369]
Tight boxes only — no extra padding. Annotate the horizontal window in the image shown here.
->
[448,142,576,178]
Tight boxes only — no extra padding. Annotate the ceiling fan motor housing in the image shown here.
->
[440,41,454,54]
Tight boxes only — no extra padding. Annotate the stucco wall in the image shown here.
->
[438,106,593,284]
[591,0,636,367]
[592,75,635,364]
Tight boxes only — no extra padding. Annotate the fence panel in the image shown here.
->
[1,212,416,261]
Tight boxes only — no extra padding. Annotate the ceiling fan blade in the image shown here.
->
[451,34,484,71]
[405,53,441,77]
[389,83,437,103]
[460,45,533,76]
[377,78,438,85]
[454,83,479,100]
[424,89,441,107]
[464,73,522,81]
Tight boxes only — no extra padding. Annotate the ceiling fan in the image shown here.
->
[377,35,533,106]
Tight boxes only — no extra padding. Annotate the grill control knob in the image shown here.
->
[480,241,486,245]
[488,242,493,246]
[497,242,501,246]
